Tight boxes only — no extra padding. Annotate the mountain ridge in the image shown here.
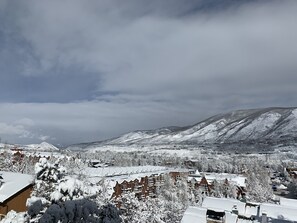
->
[67,107,297,150]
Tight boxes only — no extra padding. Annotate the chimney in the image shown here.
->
[261,212,267,223]
[232,205,239,215]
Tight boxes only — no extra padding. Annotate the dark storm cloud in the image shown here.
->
[0,0,296,145]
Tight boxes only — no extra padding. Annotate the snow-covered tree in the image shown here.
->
[27,158,121,223]
[32,158,66,200]
[287,179,297,199]
[157,175,188,222]
[0,210,28,223]
[119,192,165,223]
[37,200,121,223]
[118,174,189,223]
[246,169,274,202]
[0,151,11,170]
[210,179,237,199]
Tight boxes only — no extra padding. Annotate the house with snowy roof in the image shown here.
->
[0,171,33,218]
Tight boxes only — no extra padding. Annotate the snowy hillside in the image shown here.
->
[68,107,297,150]
[21,142,60,151]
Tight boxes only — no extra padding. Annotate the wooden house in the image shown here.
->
[0,172,33,218]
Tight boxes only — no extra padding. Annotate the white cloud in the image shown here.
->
[14,118,35,126]
[0,119,52,144]
[0,122,29,136]
[39,135,50,141]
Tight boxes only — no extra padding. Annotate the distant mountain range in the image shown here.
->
[0,142,59,152]
[67,107,297,151]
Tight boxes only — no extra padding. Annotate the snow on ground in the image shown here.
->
[86,144,203,155]
[180,123,219,142]
[24,151,65,159]
[147,149,198,157]
[86,145,151,153]
[237,112,281,139]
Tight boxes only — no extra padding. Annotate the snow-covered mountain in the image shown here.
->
[68,107,297,150]
[0,142,60,152]
[21,142,59,151]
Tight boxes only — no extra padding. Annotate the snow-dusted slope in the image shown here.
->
[21,142,59,151]
[68,107,297,150]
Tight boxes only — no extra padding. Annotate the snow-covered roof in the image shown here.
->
[194,170,201,176]
[260,203,297,222]
[277,184,287,190]
[0,171,33,203]
[279,197,297,209]
[181,206,207,223]
[202,197,246,216]
[85,166,170,178]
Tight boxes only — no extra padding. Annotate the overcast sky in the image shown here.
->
[0,0,297,146]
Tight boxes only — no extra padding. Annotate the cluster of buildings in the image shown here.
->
[83,164,250,211]
[188,170,247,199]
[112,174,165,200]
[182,197,297,223]
[85,164,248,202]
[1,146,64,165]
[85,165,188,201]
